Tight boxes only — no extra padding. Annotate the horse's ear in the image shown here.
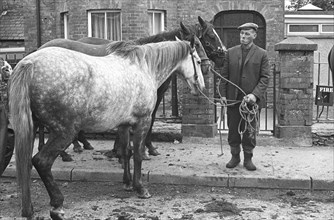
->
[175,36,182,42]
[198,16,208,29]
[180,22,191,35]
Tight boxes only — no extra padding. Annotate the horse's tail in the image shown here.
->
[9,60,35,216]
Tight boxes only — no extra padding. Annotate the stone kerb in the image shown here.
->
[274,37,317,146]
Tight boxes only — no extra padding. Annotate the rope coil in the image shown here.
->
[196,68,260,136]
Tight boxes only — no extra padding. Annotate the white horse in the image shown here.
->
[9,37,205,219]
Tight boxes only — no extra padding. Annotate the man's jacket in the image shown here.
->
[220,44,270,108]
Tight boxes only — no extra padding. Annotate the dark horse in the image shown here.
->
[9,38,205,219]
[328,45,334,86]
[38,16,226,162]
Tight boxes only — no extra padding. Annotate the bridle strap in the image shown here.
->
[199,26,225,57]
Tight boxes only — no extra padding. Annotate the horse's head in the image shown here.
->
[176,36,205,96]
[0,58,13,82]
[197,16,226,67]
[180,22,211,75]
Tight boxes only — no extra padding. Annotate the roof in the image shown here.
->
[298,3,323,11]
[0,9,24,40]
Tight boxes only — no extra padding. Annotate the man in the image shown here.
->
[0,59,14,176]
[220,22,269,171]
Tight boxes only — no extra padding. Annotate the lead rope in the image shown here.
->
[195,68,259,156]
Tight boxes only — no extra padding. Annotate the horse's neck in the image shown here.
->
[153,66,179,88]
[135,24,201,45]
[144,49,182,88]
[186,24,201,37]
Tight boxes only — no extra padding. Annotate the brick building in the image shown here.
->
[0,0,25,67]
[3,0,286,137]
[20,0,284,58]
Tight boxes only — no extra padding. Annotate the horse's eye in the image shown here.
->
[197,60,201,65]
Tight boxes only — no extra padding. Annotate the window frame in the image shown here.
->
[148,10,165,35]
[321,24,334,33]
[288,24,319,35]
[287,23,334,36]
[61,12,69,39]
[87,10,122,40]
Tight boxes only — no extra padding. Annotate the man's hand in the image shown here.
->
[220,97,227,106]
[243,94,257,104]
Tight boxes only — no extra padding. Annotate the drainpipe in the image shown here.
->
[36,0,41,48]
[35,0,45,145]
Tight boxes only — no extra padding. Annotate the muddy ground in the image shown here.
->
[0,177,333,220]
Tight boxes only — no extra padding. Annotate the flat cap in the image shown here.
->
[237,23,258,31]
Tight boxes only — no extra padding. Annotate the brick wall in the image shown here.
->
[274,37,317,146]
[20,0,285,138]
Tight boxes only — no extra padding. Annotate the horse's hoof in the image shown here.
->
[50,207,65,220]
[148,148,160,156]
[138,188,151,199]
[61,155,73,162]
[142,153,151,160]
[123,184,133,191]
[83,144,94,150]
[73,146,83,153]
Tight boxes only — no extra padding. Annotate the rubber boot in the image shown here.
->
[243,152,256,171]
[226,153,240,168]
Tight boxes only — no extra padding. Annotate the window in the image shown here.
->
[148,10,165,35]
[61,12,69,39]
[289,24,318,33]
[322,24,334,33]
[287,24,334,36]
[88,10,121,40]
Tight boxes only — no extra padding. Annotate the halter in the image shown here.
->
[179,30,210,67]
[199,25,226,58]
[189,47,199,82]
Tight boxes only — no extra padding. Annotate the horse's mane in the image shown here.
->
[106,40,136,54]
[135,28,182,44]
[113,40,190,74]
[105,23,201,55]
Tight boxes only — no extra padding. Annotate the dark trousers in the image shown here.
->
[0,105,8,175]
[226,104,259,155]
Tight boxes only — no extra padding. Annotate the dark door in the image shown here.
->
[213,10,266,49]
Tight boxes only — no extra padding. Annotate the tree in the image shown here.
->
[286,0,334,11]
[311,0,334,10]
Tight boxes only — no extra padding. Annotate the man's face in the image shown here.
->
[240,29,257,46]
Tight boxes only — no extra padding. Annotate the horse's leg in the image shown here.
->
[59,150,73,162]
[72,137,83,153]
[77,130,94,150]
[112,129,123,163]
[132,116,152,198]
[38,125,45,151]
[32,131,75,219]
[118,125,132,190]
[145,77,173,156]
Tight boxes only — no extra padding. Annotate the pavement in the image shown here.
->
[2,121,334,191]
